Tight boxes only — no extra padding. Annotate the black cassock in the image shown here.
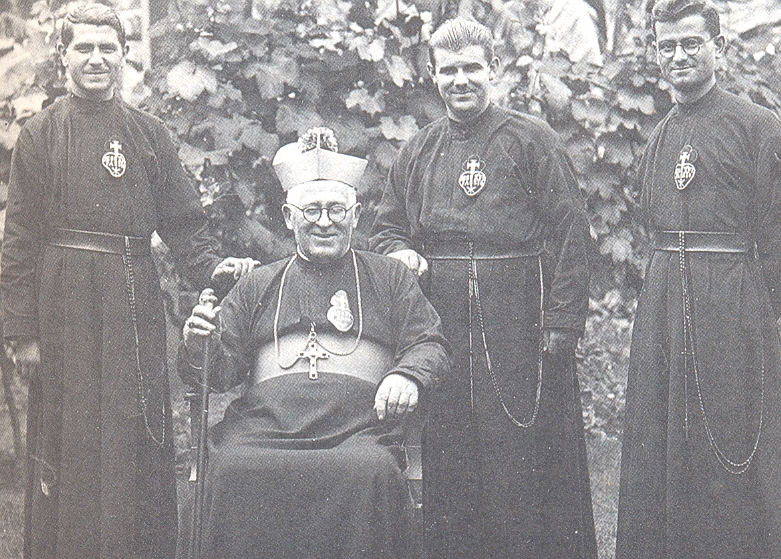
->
[370,104,596,559]
[1,94,220,559]
[617,85,781,559]
[179,250,448,559]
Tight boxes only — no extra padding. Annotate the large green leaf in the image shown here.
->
[309,30,343,53]
[232,176,258,209]
[328,117,378,153]
[372,140,399,170]
[571,97,609,128]
[0,46,36,101]
[586,169,623,199]
[379,115,419,142]
[165,60,218,102]
[239,124,279,157]
[615,88,656,116]
[189,37,240,62]
[600,231,634,263]
[566,135,596,174]
[345,87,385,115]
[207,82,244,109]
[178,142,231,171]
[191,114,243,152]
[348,35,386,62]
[539,72,572,116]
[599,132,636,168]
[250,49,301,100]
[275,103,324,136]
[0,120,21,150]
[385,55,414,88]
[595,200,625,226]
[11,90,48,120]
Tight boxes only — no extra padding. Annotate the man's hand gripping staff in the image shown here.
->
[183,288,220,559]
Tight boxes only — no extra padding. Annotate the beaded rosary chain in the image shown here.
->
[123,238,166,447]
[678,231,763,475]
[467,242,545,429]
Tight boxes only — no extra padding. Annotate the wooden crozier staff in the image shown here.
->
[186,288,216,559]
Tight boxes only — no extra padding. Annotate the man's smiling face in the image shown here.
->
[428,45,498,123]
[59,23,126,101]
[655,13,723,103]
[283,181,361,263]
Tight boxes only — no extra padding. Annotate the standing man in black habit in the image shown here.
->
[370,17,597,559]
[1,4,256,558]
[617,1,781,557]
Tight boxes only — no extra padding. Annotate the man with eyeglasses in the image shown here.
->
[616,1,781,557]
[370,17,595,559]
[179,128,449,559]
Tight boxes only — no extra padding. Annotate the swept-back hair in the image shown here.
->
[60,3,126,48]
[428,17,494,66]
[651,0,720,38]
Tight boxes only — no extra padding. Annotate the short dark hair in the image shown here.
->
[428,17,494,67]
[652,0,720,38]
[60,3,126,49]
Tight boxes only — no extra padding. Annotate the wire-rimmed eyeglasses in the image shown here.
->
[286,203,358,223]
[655,36,716,58]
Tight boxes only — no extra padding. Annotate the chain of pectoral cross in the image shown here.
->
[273,250,363,380]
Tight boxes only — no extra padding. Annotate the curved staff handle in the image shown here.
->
[186,289,216,559]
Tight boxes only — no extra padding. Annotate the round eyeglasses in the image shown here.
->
[286,203,358,224]
[655,36,715,58]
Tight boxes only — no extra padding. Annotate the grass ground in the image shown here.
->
[0,379,25,559]
[587,434,621,559]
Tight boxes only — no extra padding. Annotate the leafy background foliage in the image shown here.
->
[1,0,781,458]
[141,0,780,441]
[1,0,780,441]
[1,0,781,556]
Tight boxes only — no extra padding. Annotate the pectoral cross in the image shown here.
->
[298,325,329,380]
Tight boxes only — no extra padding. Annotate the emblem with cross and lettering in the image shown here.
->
[458,156,487,196]
[326,290,354,332]
[298,324,330,380]
[102,139,127,178]
[674,144,697,191]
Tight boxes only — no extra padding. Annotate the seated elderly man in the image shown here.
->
[180,128,449,559]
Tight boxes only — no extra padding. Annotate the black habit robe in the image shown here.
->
[369,104,596,559]
[616,85,781,559]
[178,250,449,559]
[1,94,221,559]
